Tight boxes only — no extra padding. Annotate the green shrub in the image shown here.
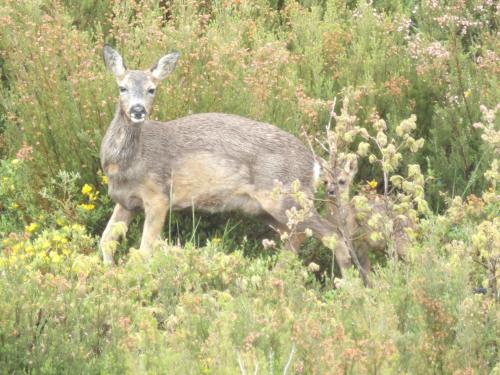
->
[1,0,497,211]
[1,231,498,374]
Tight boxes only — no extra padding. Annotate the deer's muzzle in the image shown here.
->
[130,105,147,123]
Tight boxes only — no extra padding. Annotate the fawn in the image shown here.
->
[323,155,411,273]
[99,45,353,273]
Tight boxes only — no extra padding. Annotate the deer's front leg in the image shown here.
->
[139,197,169,260]
[100,203,136,265]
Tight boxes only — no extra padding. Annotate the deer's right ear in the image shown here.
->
[103,45,126,78]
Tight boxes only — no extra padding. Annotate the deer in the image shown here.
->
[98,45,355,276]
[323,154,412,273]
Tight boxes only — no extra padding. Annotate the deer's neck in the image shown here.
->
[101,107,142,169]
[326,199,355,229]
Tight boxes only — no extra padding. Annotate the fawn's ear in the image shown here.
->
[350,157,358,176]
[103,45,126,78]
[343,156,358,176]
[150,52,180,81]
[317,157,330,172]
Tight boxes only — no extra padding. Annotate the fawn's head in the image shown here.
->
[323,156,358,202]
[103,45,180,124]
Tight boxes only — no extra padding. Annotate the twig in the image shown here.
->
[326,97,337,132]
[337,217,369,287]
[302,126,319,165]
[237,351,247,375]
[315,137,330,153]
[268,348,274,374]
[282,343,296,375]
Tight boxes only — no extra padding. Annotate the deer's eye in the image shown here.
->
[147,88,156,95]
[338,179,346,185]
[119,86,128,93]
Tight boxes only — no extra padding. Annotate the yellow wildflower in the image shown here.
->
[78,203,95,211]
[368,180,378,189]
[101,174,108,185]
[53,234,66,243]
[81,184,93,196]
[50,252,62,263]
[12,243,22,254]
[10,202,19,209]
[25,222,39,233]
[88,191,99,201]
[71,224,85,232]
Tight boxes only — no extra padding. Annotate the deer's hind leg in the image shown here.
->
[100,204,137,265]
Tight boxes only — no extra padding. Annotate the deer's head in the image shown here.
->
[323,156,358,202]
[103,45,179,124]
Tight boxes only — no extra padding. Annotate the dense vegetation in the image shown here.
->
[0,0,498,373]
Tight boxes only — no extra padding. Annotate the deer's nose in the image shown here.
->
[130,105,147,121]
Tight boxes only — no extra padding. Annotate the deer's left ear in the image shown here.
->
[151,52,180,81]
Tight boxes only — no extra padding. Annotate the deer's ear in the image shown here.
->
[343,156,358,175]
[317,157,330,171]
[103,45,126,78]
[150,52,180,81]
[350,157,358,175]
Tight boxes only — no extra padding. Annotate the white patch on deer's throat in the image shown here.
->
[131,115,145,123]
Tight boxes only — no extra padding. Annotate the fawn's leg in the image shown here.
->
[100,203,136,265]
[253,192,352,274]
[139,197,169,260]
[265,216,307,252]
[356,244,372,274]
[300,213,353,277]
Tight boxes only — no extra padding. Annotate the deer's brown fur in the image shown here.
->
[323,157,411,272]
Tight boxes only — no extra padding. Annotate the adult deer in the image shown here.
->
[99,45,352,274]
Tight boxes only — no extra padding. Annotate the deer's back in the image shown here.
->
[141,113,316,189]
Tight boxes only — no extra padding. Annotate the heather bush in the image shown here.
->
[1,231,498,373]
